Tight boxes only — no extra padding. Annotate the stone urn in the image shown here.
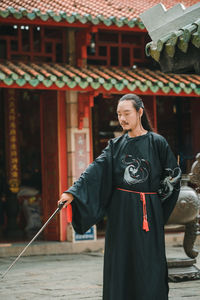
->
[168,175,200,258]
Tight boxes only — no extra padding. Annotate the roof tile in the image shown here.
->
[0,1,199,28]
[1,61,200,95]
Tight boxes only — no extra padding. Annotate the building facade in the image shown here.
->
[0,0,200,242]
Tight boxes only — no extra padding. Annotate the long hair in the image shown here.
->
[118,94,153,132]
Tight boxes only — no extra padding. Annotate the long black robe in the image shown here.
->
[66,131,181,300]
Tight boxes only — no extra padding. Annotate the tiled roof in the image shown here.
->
[1,61,200,95]
[146,19,200,61]
[0,1,199,28]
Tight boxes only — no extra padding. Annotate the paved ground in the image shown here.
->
[0,246,199,300]
[166,246,200,300]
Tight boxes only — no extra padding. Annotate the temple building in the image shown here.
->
[0,0,200,242]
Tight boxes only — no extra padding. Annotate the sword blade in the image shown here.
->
[1,202,65,280]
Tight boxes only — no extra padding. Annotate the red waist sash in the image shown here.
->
[116,187,157,232]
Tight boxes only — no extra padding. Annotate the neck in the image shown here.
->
[127,126,148,138]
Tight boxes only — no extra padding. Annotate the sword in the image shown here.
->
[0,201,66,280]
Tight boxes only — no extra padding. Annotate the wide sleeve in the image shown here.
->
[65,140,113,234]
[158,137,182,224]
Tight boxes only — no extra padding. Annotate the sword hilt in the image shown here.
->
[58,201,67,210]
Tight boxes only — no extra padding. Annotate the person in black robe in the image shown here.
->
[58,93,181,300]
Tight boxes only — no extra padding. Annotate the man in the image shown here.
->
[58,94,181,300]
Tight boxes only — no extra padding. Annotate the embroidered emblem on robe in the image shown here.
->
[122,155,150,185]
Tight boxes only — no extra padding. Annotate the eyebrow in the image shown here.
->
[117,109,131,113]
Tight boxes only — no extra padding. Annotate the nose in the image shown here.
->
[120,115,126,122]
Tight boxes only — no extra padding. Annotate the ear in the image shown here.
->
[139,107,143,117]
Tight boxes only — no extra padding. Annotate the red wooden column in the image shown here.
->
[153,95,157,132]
[143,95,157,132]
[40,91,60,240]
[40,91,69,241]
[57,91,68,241]
[78,92,94,130]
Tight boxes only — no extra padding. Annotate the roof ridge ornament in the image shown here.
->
[140,2,200,42]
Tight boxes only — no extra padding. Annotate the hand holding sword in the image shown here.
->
[58,192,74,207]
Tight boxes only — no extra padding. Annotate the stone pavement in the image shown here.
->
[0,246,200,300]
[166,246,200,300]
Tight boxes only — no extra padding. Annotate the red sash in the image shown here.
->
[116,187,157,232]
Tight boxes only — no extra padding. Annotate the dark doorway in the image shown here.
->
[18,90,41,191]
[0,89,42,241]
[156,96,199,174]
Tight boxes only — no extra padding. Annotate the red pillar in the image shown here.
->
[40,91,60,240]
[57,91,68,241]
[153,95,157,132]
[143,95,157,132]
[40,91,68,241]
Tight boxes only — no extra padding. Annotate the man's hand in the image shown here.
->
[58,192,74,208]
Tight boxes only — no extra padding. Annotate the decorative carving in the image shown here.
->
[5,89,20,193]
[74,132,87,179]
[189,153,200,191]
[168,176,199,225]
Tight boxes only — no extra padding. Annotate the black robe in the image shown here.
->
[66,131,181,300]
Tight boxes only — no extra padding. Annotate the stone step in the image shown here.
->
[0,239,105,257]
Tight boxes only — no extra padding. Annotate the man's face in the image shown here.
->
[117,100,142,132]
